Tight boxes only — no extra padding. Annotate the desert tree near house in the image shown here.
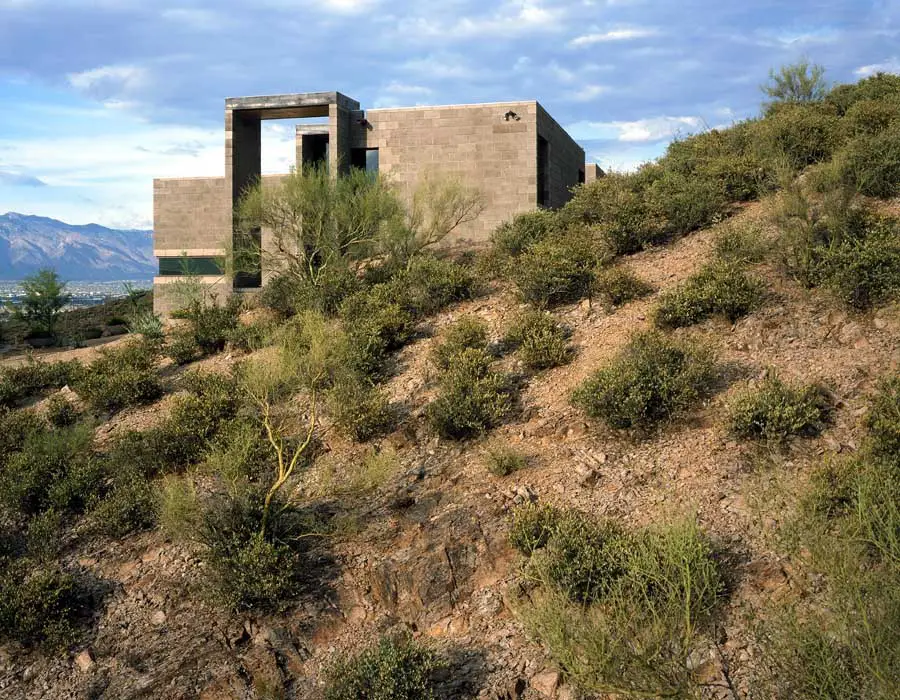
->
[761,59,829,109]
[8,268,71,338]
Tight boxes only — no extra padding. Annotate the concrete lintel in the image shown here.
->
[225,91,360,115]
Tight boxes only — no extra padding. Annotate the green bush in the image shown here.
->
[198,491,310,611]
[430,316,489,371]
[515,512,723,698]
[839,124,900,198]
[653,260,764,328]
[490,209,563,260]
[172,297,242,356]
[86,469,157,537]
[0,358,83,407]
[826,72,900,115]
[45,393,79,428]
[203,418,272,485]
[728,375,831,443]
[752,103,843,171]
[388,255,476,317]
[572,331,717,431]
[645,170,730,236]
[340,285,417,378]
[504,309,571,370]
[841,98,900,137]
[325,633,442,700]
[484,442,527,476]
[426,347,515,439]
[592,266,654,307]
[326,377,396,442]
[0,408,44,468]
[0,559,90,650]
[712,221,770,264]
[165,327,201,365]
[262,268,363,318]
[866,375,900,463]
[0,423,102,519]
[564,172,667,255]
[74,339,162,413]
[510,234,599,307]
[509,502,561,555]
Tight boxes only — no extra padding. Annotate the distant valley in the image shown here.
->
[0,212,154,281]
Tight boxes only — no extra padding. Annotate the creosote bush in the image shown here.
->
[426,347,515,439]
[484,442,527,476]
[839,123,900,198]
[728,374,831,443]
[572,330,717,432]
[430,316,489,371]
[74,338,162,413]
[592,266,654,307]
[512,507,723,697]
[866,375,900,461]
[324,633,442,700]
[654,260,765,328]
[510,233,600,307]
[712,221,770,264]
[0,358,83,408]
[504,309,571,371]
[45,392,79,428]
[326,377,396,443]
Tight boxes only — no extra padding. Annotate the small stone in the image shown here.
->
[531,669,560,697]
[151,610,166,626]
[75,649,95,673]
[874,317,887,330]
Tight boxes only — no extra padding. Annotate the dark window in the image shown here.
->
[302,133,329,171]
[351,147,379,174]
[233,231,262,289]
[158,256,223,276]
[578,168,585,185]
[537,136,550,206]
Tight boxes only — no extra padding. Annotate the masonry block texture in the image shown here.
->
[154,91,593,313]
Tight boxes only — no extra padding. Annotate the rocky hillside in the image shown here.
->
[1,68,899,700]
[0,213,154,280]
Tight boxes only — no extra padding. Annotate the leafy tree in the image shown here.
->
[762,60,828,109]
[9,269,71,336]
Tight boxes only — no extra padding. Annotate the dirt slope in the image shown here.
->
[4,201,900,700]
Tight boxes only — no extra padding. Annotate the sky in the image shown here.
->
[0,0,898,230]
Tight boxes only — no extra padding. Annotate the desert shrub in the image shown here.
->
[226,319,273,353]
[489,209,563,261]
[430,316,489,371]
[509,502,561,555]
[261,267,363,318]
[752,103,842,171]
[572,330,717,431]
[426,348,515,439]
[662,124,775,201]
[592,266,654,307]
[866,375,900,462]
[504,309,571,370]
[388,255,476,317]
[324,633,442,700]
[198,491,311,611]
[340,285,417,378]
[712,221,770,264]
[203,418,273,485]
[0,358,83,407]
[172,297,242,356]
[86,469,157,537]
[0,408,44,468]
[165,327,201,365]
[510,234,599,307]
[158,475,201,541]
[839,124,900,198]
[728,375,831,443]
[0,423,102,519]
[564,172,667,254]
[127,309,164,340]
[841,98,900,137]
[312,448,398,498]
[826,72,900,115]
[45,393,79,428]
[75,338,162,413]
[814,216,900,309]
[645,170,730,236]
[484,442,527,476]
[653,260,765,328]
[0,559,90,650]
[326,377,396,442]
[515,512,723,698]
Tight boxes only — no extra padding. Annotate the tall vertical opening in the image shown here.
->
[537,135,550,207]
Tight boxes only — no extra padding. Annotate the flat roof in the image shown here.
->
[225,91,360,118]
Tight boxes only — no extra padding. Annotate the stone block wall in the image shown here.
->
[536,103,585,209]
[153,177,230,256]
[355,101,541,243]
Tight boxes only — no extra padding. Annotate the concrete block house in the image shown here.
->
[153,91,595,313]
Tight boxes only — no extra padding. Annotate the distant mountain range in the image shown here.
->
[0,213,154,281]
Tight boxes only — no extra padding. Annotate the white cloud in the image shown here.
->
[569,27,658,47]
[567,116,704,142]
[399,1,564,40]
[569,84,609,101]
[161,8,230,30]
[855,57,900,77]
[400,54,484,81]
[67,64,149,102]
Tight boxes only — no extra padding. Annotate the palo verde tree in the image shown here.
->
[9,268,71,338]
[762,59,829,111]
